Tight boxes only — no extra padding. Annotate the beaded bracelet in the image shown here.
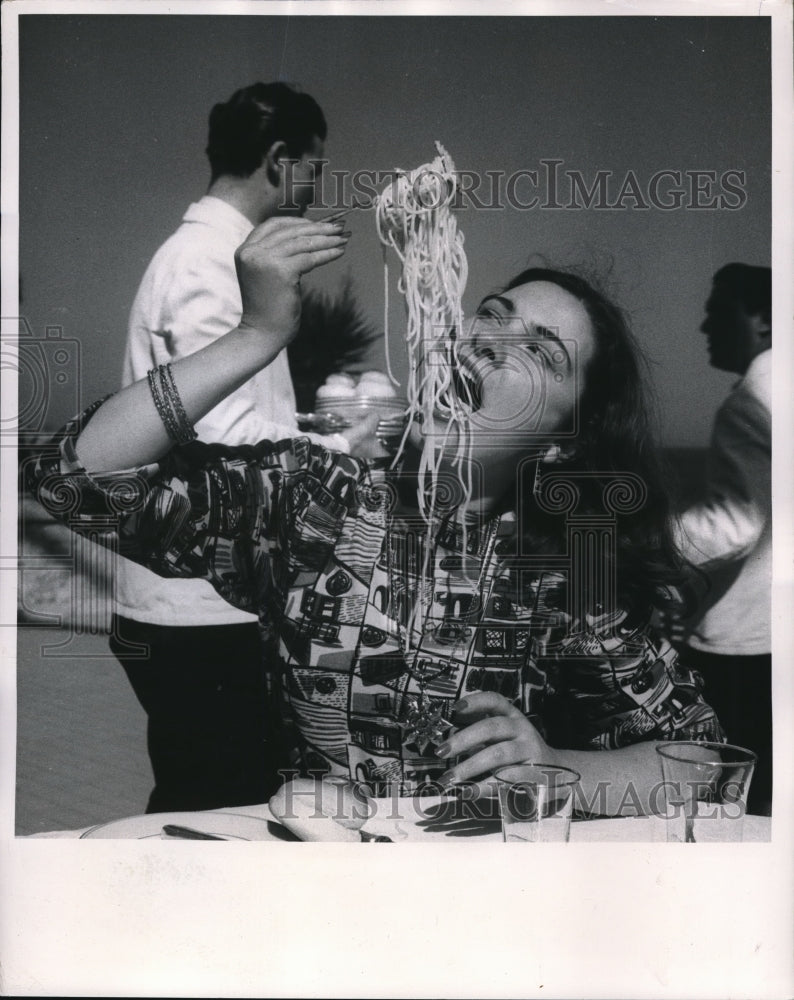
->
[159,363,197,444]
[147,364,197,445]
[147,367,178,441]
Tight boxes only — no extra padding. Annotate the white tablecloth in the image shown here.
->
[29,798,772,843]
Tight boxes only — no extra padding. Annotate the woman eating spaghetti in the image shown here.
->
[28,166,722,817]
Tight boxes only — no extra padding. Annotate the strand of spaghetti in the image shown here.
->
[381,254,402,388]
[375,142,473,644]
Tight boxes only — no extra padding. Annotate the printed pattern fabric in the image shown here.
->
[29,403,722,795]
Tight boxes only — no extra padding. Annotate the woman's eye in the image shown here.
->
[477,309,503,325]
[523,341,551,364]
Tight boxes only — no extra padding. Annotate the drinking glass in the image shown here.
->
[495,763,580,843]
[655,742,756,843]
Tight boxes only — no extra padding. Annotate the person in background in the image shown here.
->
[674,263,772,816]
[114,82,373,813]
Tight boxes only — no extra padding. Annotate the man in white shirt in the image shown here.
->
[113,82,364,812]
[675,263,772,815]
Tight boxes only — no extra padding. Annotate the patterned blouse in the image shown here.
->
[28,402,722,795]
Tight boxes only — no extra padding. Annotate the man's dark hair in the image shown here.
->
[712,263,772,322]
[206,82,326,181]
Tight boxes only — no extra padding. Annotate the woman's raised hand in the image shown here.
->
[74,217,349,472]
[437,691,558,796]
[235,217,350,346]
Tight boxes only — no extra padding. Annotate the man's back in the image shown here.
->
[109,79,336,813]
[678,349,771,655]
[123,195,297,447]
[674,262,772,816]
[118,195,276,627]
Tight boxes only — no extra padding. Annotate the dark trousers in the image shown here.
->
[110,614,281,814]
[680,646,772,817]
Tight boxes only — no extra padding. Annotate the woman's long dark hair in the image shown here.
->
[502,267,682,616]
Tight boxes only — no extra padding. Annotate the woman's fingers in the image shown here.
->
[442,740,531,786]
[240,224,349,265]
[442,715,518,758]
[452,691,524,722]
[234,218,350,344]
[238,226,349,281]
[245,216,346,249]
[282,237,351,275]
[281,231,350,255]
[287,242,349,274]
[438,693,550,787]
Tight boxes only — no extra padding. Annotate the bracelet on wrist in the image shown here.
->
[147,363,198,445]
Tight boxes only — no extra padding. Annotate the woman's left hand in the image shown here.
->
[436,692,559,795]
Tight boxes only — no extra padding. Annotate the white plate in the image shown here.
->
[79,809,299,841]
